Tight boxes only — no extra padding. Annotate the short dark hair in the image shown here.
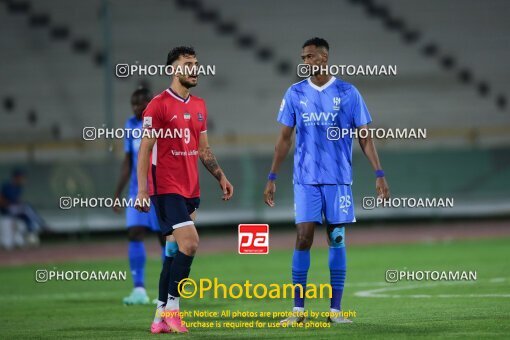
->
[166,46,196,66]
[302,37,329,51]
[131,87,152,102]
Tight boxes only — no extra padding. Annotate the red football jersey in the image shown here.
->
[142,88,207,198]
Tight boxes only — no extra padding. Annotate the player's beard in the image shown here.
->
[178,76,198,89]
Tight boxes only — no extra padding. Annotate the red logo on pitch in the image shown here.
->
[238,224,269,254]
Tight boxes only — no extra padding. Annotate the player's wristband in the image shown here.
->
[375,170,385,178]
[268,172,277,181]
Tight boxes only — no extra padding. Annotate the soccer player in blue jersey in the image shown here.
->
[264,37,390,324]
[113,87,175,305]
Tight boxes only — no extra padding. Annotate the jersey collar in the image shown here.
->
[166,88,191,104]
[307,76,336,92]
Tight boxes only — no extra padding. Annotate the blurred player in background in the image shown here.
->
[264,37,390,325]
[0,168,46,248]
[113,88,170,305]
[136,46,234,333]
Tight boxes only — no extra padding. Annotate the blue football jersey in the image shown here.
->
[277,77,372,184]
[124,116,143,197]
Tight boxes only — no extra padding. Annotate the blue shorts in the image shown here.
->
[150,194,200,236]
[126,203,160,231]
[294,184,356,225]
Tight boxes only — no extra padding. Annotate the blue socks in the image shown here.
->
[291,227,347,311]
[292,249,310,308]
[329,246,346,310]
[128,241,146,288]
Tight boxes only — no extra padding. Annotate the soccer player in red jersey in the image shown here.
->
[136,46,234,334]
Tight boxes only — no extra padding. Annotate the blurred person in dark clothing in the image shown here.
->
[0,169,46,247]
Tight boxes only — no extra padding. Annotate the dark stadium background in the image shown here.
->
[1,0,509,238]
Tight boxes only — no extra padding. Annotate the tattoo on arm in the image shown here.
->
[199,147,223,180]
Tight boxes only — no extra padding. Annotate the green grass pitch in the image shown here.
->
[1,237,509,339]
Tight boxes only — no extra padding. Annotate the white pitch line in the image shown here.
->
[436,294,510,298]
[355,283,440,298]
[0,290,120,302]
[355,279,510,298]
[345,282,388,287]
